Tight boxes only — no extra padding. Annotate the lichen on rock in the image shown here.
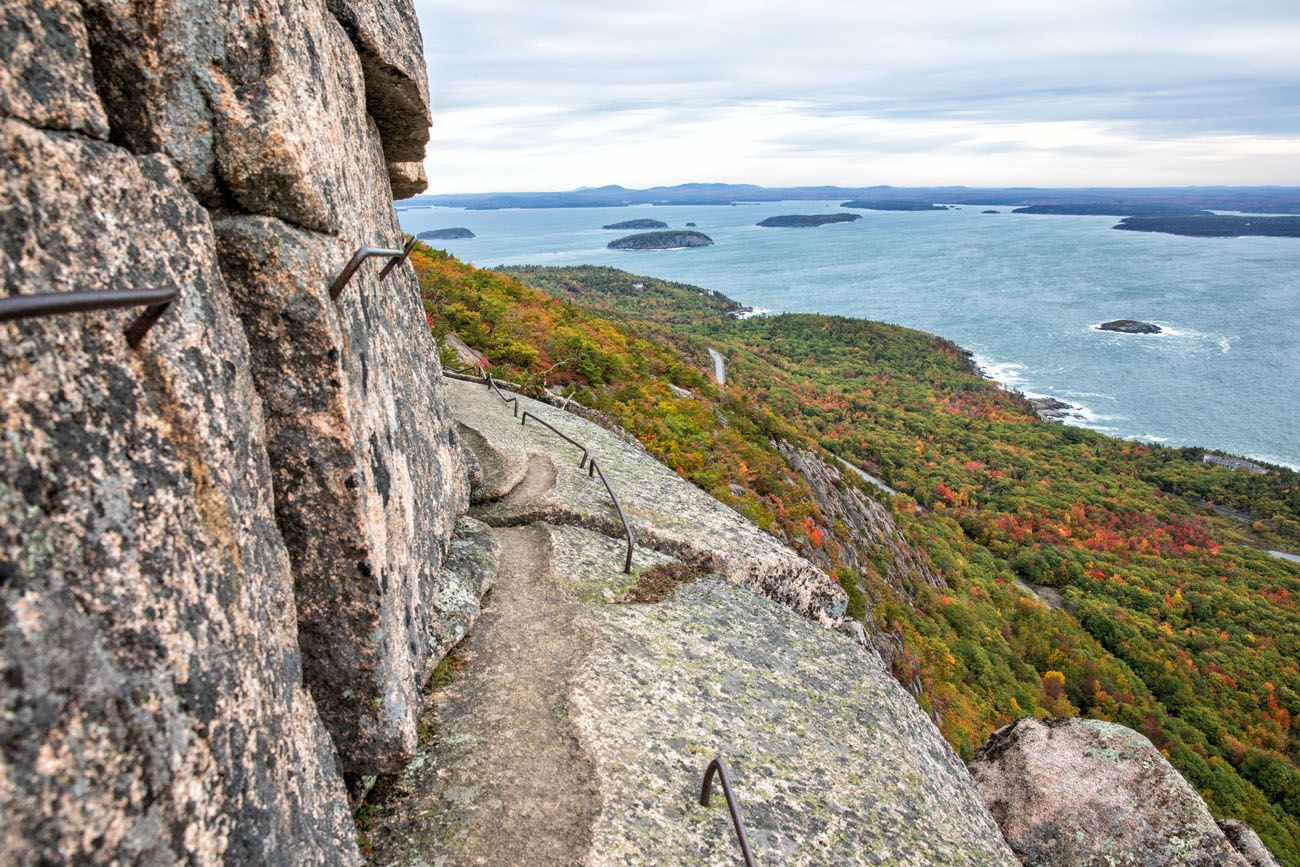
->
[970,717,1257,866]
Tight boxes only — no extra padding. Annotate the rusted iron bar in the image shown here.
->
[484,371,519,417]
[587,458,634,574]
[0,287,178,347]
[378,235,417,281]
[520,410,589,469]
[329,245,407,300]
[700,757,757,867]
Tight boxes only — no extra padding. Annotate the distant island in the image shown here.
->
[1014,204,1212,217]
[757,213,862,228]
[607,230,714,250]
[417,228,476,239]
[1098,320,1162,334]
[401,183,1300,213]
[982,210,1000,214]
[602,219,668,230]
[1113,215,1300,238]
[842,200,949,211]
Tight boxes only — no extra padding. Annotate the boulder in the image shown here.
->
[1220,820,1283,867]
[970,717,1251,866]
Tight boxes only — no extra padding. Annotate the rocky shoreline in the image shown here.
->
[964,350,1087,423]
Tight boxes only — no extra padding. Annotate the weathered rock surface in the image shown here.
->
[776,441,941,596]
[3,0,460,857]
[775,442,950,684]
[1220,820,1283,867]
[368,421,1019,864]
[0,0,108,136]
[72,0,463,780]
[575,579,1018,865]
[216,211,468,778]
[446,377,847,625]
[0,116,358,863]
[970,717,1252,866]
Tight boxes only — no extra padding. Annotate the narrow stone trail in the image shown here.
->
[367,523,598,866]
[496,454,558,511]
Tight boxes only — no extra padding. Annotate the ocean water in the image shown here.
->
[398,200,1300,468]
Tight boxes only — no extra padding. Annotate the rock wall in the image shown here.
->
[2,0,468,861]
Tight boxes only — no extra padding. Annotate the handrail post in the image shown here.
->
[700,757,757,867]
[329,245,407,300]
[0,287,178,347]
[378,235,417,281]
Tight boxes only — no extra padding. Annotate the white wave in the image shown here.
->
[1064,390,1116,400]
[735,306,772,320]
[1133,433,1171,443]
[1244,453,1300,472]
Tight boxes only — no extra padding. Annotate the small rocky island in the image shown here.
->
[1098,319,1162,334]
[607,230,714,250]
[418,228,475,240]
[982,210,1000,214]
[1114,215,1300,238]
[757,213,862,228]
[601,218,668,230]
[842,200,949,211]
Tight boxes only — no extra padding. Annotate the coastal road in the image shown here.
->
[708,347,726,386]
[1270,550,1300,564]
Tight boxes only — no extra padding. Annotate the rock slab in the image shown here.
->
[970,717,1254,866]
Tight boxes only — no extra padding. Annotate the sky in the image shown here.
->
[413,0,1300,193]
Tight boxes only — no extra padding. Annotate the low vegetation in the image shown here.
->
[411,244,1300,864]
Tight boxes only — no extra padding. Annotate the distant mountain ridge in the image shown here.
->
[402,183,1300,214]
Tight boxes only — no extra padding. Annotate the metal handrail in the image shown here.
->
[484,371,519,418]
[477,370,634,573]
[700,757,757,867]
[0,287,177,347]
[520,410,590,469]
[329,245,407,300]
[378,235,417,281]
[587,457,634,574]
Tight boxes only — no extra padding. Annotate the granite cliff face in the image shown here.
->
[1,0,470,862]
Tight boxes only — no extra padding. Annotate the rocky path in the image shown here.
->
[366,377,1020,866]
[367,522,599,865]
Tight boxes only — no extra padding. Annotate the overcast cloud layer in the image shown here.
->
[413,1,1300,192]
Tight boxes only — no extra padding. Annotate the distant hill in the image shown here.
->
[842,200,948,211]
[757,213,862,228]
[1114,215,1300,238]
[1013,204,1212,217]
[398,183,1300,213]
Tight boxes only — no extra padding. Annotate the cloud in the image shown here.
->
[412,0,1300,191]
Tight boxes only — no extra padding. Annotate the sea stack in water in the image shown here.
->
[608,230,714,250]
[1099,319,1161,334]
